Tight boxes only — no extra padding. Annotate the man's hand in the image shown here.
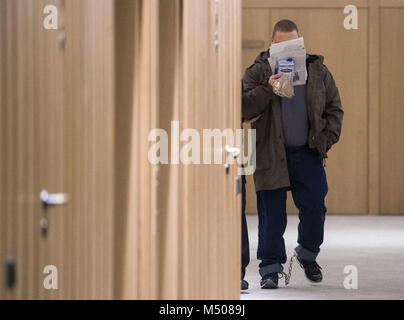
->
[268,73,282,87]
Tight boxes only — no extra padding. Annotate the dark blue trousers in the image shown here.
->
[256,145,328,276]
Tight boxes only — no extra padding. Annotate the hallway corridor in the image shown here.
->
[242,215,404,300]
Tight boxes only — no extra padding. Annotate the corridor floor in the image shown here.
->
[241,215,404,300]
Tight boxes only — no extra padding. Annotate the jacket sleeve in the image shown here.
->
[242,63,274,122]
[323,67,344,150]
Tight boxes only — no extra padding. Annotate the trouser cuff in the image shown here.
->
[259,263,283,277]
[295,244,319,261]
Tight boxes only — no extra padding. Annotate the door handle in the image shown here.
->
[40,190,69,206]
[224,145,241,175]
[225,145,241,159]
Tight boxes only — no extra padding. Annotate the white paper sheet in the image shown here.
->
[268,37,307,86]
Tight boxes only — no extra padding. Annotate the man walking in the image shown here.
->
[241,20,343,289]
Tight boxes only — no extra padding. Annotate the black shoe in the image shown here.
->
[297,257,323,283]
[260,273,279,289]
[241,279,249,290]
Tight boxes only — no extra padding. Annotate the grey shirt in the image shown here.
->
[281,84,309,148]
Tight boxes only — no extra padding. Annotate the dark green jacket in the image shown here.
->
[242,50,343,192]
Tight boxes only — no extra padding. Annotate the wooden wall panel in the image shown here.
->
[368,0,381,215]
[156,0,182,299]
[0,0,5,300]
[154,0,242,300]
[114,0,159,300]
[114,0,138,300]
[114,0,242,300]
[380,7,404,214]
[242,9,271,70]
[56,0,115,299]
[242,0,404,215]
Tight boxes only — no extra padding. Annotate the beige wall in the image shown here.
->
[242,0,404,215]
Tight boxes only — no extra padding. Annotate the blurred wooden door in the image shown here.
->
[156,0,243,299]
[0,0,114,299]
[114,0,243,299]
[1,0,243,300]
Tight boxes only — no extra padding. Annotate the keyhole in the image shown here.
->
[40,217,49,238]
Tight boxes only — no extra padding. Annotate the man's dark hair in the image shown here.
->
[272,19,299,39]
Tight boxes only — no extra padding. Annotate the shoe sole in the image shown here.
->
[260,279,278,289]
[306,276,322,283]
[297,259,323,283]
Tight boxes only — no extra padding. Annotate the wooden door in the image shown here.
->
[1,0,243,300]
[114,0,242,300]
[156,0,242,299]
[0,0,115,299]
